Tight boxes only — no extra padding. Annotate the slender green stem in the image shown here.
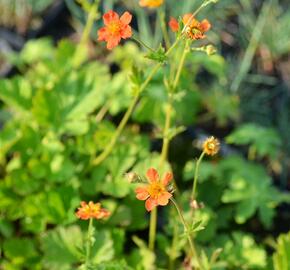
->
[149,207,157,250]
[191,151,205,201]
[92,93,139,166]
[132,36,155,52]
[181,0,217,34]
[73,1,99,68]
[168,214,179,270]
[170,198,203,269]
[173,40,190,91]
[158,9,171,49]
[85,218,94,269]
[95,99,111,122]
[92,35,182,167]
[92,64,161,166]
[160,101,172,167]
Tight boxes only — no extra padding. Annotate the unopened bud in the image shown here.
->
[190,199,204,209]
[125,172,138,183]
[205,45,217,55]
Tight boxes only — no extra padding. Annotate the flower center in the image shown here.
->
[108,22,121,34]
[148,182,165,198]
[207,142,215,150]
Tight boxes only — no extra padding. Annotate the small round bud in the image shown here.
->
[205,45,216,55]
[125,172,138,183]
[190,199,205,210]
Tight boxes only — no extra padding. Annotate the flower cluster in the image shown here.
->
[135,168,173,211]
[76,201,110,220]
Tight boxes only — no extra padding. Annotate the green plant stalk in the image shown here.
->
[173,40,190,90]
[150,38,190,257]
[132,36,155,52]
[85,218,94,269]
[148,38,186,252]
[191,151,206,201]
[170,198,203,269]
[92,37,183,167]
[92,63,161,166]
[73,1,99,68]
[158,9,171,49]
[149,206,157,250]
[168,215,179,270]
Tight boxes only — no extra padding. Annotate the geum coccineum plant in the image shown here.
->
[76,202,110,269]
[82,0,220,269]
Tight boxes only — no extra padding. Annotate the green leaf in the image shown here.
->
[0,77,32,112]
[41,226,83,269]
[3,237,39,266]
[145,45,167,63]
[20,38,54,64]
[129,236,155,270]
[273,232,290,270]
[226,123,282,159]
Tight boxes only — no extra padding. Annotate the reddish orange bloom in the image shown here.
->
[76,201,110,220]
[139,0,163,8]
[98,10,132,50]
[169,17,179,32]
[135,168,173,212]
[182,13,211,40]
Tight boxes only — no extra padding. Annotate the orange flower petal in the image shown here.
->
[146,168,159,182]
[103,10,119,26]
[97,27,107,41]
[145,197,158,211]
[200,19,211,32]
[106,36,121,50]
[157,192,172,206]
[120,25,132,39]
[135,187,150,200]
[162,172,173,186]
[169,17,179,32]
[120,11,132,25]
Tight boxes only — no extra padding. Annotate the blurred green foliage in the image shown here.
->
[0,0,290,269]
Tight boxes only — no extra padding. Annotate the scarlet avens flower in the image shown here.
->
[203,136,220,156]
[76,201,110,220]
[182,13,211,40]
[135,168,173,212]
[98,10,132,50]
[169,17,179,32]
[139,0,164,8]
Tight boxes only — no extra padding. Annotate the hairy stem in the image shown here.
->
[92,64,161,166]
[73,1,99,67]
[170,198,203,269]
[158,9,171,49]
[85,218,94,269]
[149,206,157,250]
[191,151,206,201]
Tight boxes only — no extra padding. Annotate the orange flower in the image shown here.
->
[182,13,211,40]
[76,201,110,220]
[135,168,173,212]
[98,10,132,50]
[139,0,163,8]
[169,17,179,32]
[202,136,220,156]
